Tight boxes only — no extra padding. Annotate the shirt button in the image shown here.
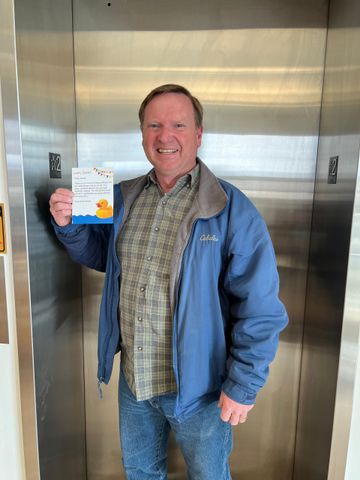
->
[147,255,152,261]
[162,200,167,205]
[140,286,146,292]
[137,346,143,351]
[154,227,160,232]
[137,316,143,322]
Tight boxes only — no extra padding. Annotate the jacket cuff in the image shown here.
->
[51,217,85,236]
[221,378,257,405]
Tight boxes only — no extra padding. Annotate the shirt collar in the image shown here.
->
[145,161,200,192]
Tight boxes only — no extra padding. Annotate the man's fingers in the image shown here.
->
[229,413,241,426]
[220,408,247,425]
[55,188,74,196]
[49,189,74,227]
[50,207,72,217]
[50,201,73,213]
[50,194,73,207]
[218,392,254,425]
[220,407,231,423]
[49,189,73,207]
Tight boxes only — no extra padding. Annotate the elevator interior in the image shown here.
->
[2,0,360,478]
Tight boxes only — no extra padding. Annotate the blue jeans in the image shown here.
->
[118,369,232,480]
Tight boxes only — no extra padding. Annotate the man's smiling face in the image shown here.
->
[141,92,203,180]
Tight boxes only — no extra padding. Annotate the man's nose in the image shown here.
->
[157,126,172,142]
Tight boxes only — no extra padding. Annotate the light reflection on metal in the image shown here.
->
[77,132,319,178]
[73,29,325,107]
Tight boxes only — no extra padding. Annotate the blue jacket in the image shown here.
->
[53,160,288,421]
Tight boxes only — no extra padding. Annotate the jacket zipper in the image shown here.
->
[97,200,126,390]
[172,217,199,401]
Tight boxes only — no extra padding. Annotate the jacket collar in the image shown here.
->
[195,158,228,218]
[119,158,228,219]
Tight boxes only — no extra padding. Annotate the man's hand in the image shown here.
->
[218,391,254,426]
[49,188,74,226]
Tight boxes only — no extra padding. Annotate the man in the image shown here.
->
[49,84,288,479]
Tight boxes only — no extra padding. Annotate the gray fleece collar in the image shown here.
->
[119,158,228,220]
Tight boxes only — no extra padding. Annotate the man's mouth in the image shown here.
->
[156,148,178,154]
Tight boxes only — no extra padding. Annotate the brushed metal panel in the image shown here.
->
[328,152,360,479]
[0,256,8,344]
[342,174,360,479]
[0,91,9,344]
[75,0,328,31]
[294,0,360,478]
[0,0,40,477]
[73,1,328,478]
[13,0,86,478]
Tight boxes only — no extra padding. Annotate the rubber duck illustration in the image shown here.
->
[95,199,113,219]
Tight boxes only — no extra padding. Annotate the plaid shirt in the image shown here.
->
[116,164,200,400]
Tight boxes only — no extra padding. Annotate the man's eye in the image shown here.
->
[150,124,159,129]
[176,123,185,128]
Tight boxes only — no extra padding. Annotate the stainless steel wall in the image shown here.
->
[332,157,360,479]
[72,1,328,478]
[13,0,86,478]
[1,0,40,476]
[12,0,360,478]
[294,0,360,478]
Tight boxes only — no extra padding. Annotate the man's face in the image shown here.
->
[141,93,203,179]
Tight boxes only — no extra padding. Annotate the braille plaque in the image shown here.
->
[328,156,339,184]
[49,152,62,179]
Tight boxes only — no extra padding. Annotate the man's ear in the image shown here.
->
[197,126,204,147]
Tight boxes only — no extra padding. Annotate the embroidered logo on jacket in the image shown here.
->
[200,234,219,242]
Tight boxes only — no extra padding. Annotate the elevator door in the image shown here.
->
[73,1,328,478]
